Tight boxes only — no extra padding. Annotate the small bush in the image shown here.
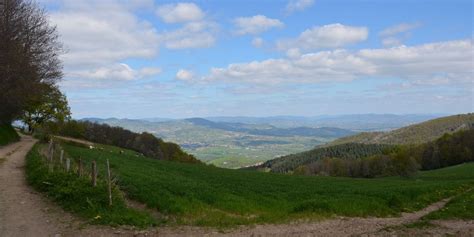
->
[0,123,20,145]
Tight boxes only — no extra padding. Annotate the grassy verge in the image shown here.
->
[60,142,474,228]
[0,124,20,146]
[423,188,474,220]
[25,144,156,227]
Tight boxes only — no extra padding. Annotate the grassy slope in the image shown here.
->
[60,142,474,227]
[26,144,156,227]
[328,113,474,146]
[424,189,474,220]
[0,123,20,146]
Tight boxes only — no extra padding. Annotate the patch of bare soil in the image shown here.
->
[53,135,94,146]
[375,220,474,237]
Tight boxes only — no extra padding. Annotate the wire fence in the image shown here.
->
[44,139,115,206]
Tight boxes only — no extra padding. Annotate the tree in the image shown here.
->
[0,0,63,123]
[21,86,70,132]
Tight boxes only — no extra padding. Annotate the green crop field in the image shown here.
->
[32,141,474,228]
[425,189,474,220]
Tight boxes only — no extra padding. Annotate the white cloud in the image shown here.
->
[233,15,284,35]
[156,2,204,23]
[285,0,315,14]
[358,39,473,80]
[203,39,472,87]
[381,37,402,47]
[286,48,301,58]
[47,0,162,87]
[154,3,218,49]
[51,0,159,68]
[277,23,368,51]
[205,50,374,85]
[380,22,421,37]
[252,37,264,47]
[379,22,421,47]
[160,21,218,49]
[176,69,195,81]
[70,63,161,81]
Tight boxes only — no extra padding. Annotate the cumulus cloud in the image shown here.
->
[203,39,472,87]
[70,64,161,81]
[154,3,218,49]
[252,37,264,47]
[160,21,218,49]
[46,0,162,87]
[285,0,315,14]
[277,23,368,51]
[176,69,195,81]
[156,2,205,23]
[379,22,421,47]
[51,0,160,68]
[233,15,284,35]
[205,50,374,85]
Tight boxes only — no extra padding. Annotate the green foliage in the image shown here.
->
[258,143,395,173]
[0,123,20,146]
[60,142,474,227]
[25,144,155,227]
[424,188,474,220]
[21,86,71,132]
[421,129,474,170]
[328,113,474,146]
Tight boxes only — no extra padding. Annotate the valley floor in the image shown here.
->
[0,136,473,236]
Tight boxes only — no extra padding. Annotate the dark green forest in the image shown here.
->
[255,143,395,173]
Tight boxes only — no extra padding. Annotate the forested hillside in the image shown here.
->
[260,129,474,178]
[254,143,395,173]
[327,113,474,146]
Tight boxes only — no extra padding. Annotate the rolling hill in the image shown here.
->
[326,113,474,146]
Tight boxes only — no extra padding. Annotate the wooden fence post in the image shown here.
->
[60,150,64,167]
[66,158,70,172]
[48,143,54,172]
[48,139,53,156]
[107,159,112,206]
[91,160,97,187]
[78,158,83,177]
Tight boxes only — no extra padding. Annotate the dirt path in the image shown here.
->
[0,136,472,236]
[0,136,64,237]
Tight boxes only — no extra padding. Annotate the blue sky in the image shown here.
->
[40,0,473,118]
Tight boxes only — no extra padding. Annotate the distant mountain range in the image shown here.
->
[83,113,445,131]
[204,114,444,131]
